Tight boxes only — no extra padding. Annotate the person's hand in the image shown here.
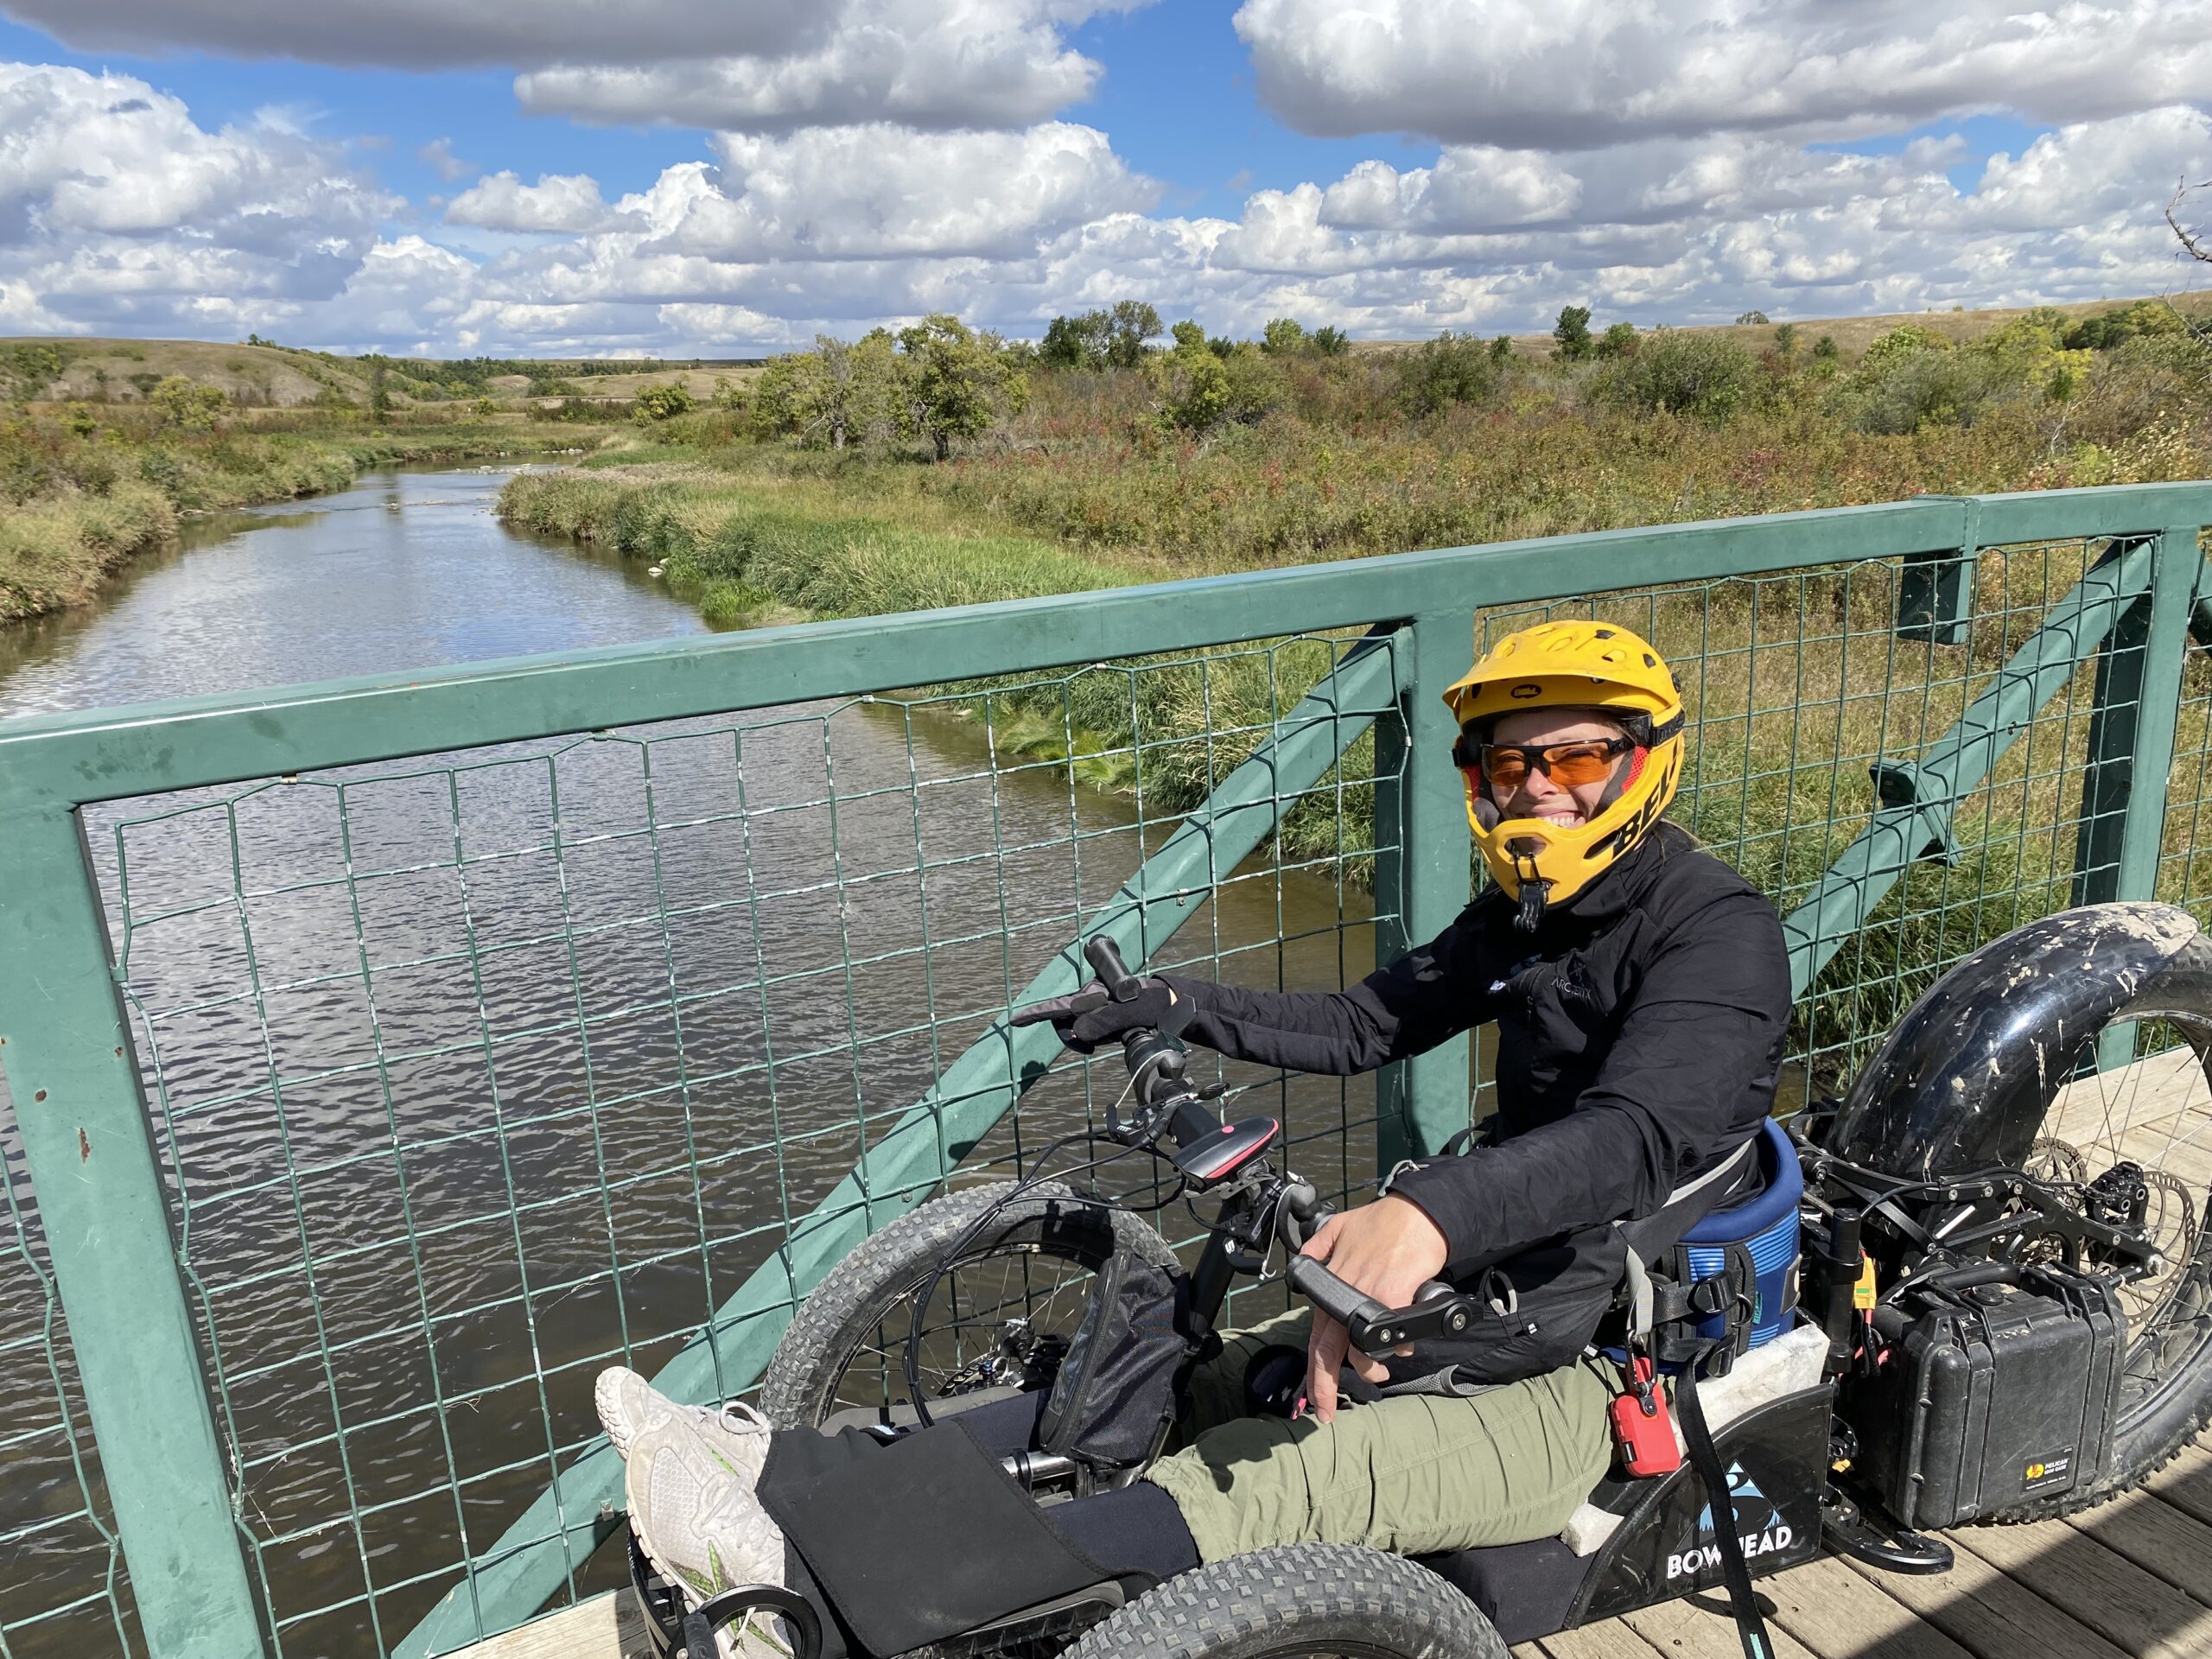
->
[1299,1195,1449,1423]
[1009,976,1190,1053]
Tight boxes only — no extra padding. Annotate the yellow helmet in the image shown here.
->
[1441,620,1686,928]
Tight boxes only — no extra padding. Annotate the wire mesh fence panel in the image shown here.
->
[0,1099,140,1659]
[1473,535,2134,1110]
[60,631,1388,1656]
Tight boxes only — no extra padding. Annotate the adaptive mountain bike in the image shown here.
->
[630,901,2212,1659]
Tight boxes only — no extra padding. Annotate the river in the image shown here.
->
[0,466,1372,1656]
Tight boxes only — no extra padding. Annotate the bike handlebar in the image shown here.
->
[1084,935,1144,1002]
[1287,1253,1393,1338]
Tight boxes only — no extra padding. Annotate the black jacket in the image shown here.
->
[1160,823,1791,1283]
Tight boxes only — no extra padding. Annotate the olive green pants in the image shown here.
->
[1141,1307,1613,1564]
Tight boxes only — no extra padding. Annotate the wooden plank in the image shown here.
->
[1758,1555,1974,1659]
[1528,1622,1664,1659]
[1843,1541,2131,1659]
[1950,1515,2212,1659]
[448,1591,645,1659]
[2142,1438,2212,1528]
[2064,1485,2212,1606]
[1620,1585,1821,1659]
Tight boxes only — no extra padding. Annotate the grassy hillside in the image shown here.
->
[0,337,370,407]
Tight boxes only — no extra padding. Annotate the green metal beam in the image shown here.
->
[396,630,1404,1656]
[2074,529,2198,1068]
[1779,537,2156,995]
[33,493,2212,818]
[0,808,264,1658]
[1373,611,1475,1168]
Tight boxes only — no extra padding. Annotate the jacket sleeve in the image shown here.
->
[1386,889,1791,1276]
[1154,904,1496,1077]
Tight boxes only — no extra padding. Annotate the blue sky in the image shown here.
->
[0,0,2202,355]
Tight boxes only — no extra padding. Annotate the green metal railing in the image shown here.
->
[1,485,2209,1657]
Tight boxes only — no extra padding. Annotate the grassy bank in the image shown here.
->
[0,407,613,622]
[500,318,2212,1071]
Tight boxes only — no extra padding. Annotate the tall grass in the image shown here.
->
[0,409,620,624]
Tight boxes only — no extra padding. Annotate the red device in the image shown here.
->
[1609,1355,1681,1477]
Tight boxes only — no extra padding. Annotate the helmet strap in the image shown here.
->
[1515,879,1550,933]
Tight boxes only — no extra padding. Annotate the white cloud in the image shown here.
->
[446,171,620,233]
[419,138,478,183]
[672,124,1158,259]
[2,22,2208,361]
[0,63,396,338]
[0,0,823,70]
[514,0,1138,130]
[1233,0,2212,149]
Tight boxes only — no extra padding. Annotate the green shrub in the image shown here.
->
[632,382,696,423]
[1396,332,1501,415]
[1595,328,1758,423]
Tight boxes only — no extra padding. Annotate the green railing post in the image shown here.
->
[2071,525,2201,1068]
[1374,612,1474,1172]
[0,809,264,1658]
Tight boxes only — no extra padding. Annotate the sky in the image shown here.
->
[0,0,2207,358]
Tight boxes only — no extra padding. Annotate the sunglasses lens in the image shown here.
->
[1547,744,1619,785]
[1478,741,1624,792]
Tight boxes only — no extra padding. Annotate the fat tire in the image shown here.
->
[759,1179,1177,1430]
[1059,1544,1504,1659]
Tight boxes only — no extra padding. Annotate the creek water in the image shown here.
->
[0,466,1372,1655]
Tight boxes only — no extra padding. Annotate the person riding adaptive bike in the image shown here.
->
[594,620,1794,1647]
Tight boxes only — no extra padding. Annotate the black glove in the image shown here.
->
[1010,975,1193,1054]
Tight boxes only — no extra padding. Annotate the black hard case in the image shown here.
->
[1853,1271,2122,1529]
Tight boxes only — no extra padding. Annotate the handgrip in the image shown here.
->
[1287,1253,1391,1341]
[1084,935,1144,1002]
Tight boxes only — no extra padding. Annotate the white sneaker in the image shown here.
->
[595,1369,789,1657]
[594,1366,774,1482]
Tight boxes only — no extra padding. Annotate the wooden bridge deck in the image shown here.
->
[457,1429,2212,1659]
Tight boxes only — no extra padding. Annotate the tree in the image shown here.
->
[1040,310,1113,370]
[1773,323,1797,358]
[1490,335,1514,365]
[1592,321,1638,359]
[1811,334,1840,364]
[1735,309,1770,326]
[1106,300,1163,368]
[1553,305,1593,361]
[895,315,1027,460]
[1261,318,1308,356]
[150,375,227,430]
[1310,325,1350,356]
[788,331,894,448]
[367,357,391,425]
[1147,323,1283,432]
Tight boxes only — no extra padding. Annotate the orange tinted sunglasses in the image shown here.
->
[1469,736,1637,791]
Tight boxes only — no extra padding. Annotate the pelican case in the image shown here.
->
[1852,1266,2123,1529]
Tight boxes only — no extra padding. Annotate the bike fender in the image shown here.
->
[1825,901,2212,1179]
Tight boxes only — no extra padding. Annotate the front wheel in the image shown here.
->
[759,1180,1179,1430]
[1060,1545,1505,1659]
